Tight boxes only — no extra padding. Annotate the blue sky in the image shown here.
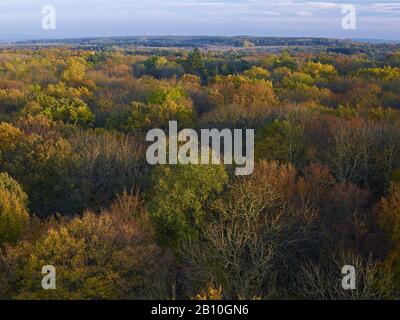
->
[0,0,399,40]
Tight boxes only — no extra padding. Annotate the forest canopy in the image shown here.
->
[0,42,400,300]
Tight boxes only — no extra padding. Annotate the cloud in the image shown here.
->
[295,10,314,17]
[305,2,342,9]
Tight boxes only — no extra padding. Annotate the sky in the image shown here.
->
[0,0,399,41]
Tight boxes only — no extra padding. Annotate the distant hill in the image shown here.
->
[5,35,399,46]
[14,35,350,47]
[0,34,42,43]
[352,38,400,44]
[6,36,400,58]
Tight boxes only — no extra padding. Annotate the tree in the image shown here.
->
[41,97,95,126]
[0,172,29,245]
[179,161,317,299]
[282,72,314,89]
[377,183,400,246]
[243,66,270,80]
[302,61,337,80]
[143,56,168,78]
[255,118,306,165]
[385,51,400,67]
[265,52,298,71]
[22,84,95,126]
[126,87,196,130]
[356,67,400,81]
[186,48,209,83]
[65,128,146,214]
[147,163,228,247]
[375,179,400,294]
[201,74,276,129]
[209,74,275,107]
[330,117,400,192]
[61,57,88,86]
[0,119,78,216]
[0,89,25,121]
[0,194,174,300]
[294,253,395,300]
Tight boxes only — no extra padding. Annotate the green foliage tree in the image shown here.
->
[356,67,400,81]
[302,61,337,80]
[126,87,196,130]
[255,118,306,165]
[142,56,182,79]
[263,52,298,71]
[22,84,95,126]
[282,72,315,89]
[243,66,270,80]
[148,163,228,247]
[186,48,209,83]
[41,97,94,126]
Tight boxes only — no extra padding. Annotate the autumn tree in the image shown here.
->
[0,194,174,299]
[0,172,29,245]
[179,161,318,299]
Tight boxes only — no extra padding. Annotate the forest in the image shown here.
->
[0,41,400,299]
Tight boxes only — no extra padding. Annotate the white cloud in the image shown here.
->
[295,10,314,16]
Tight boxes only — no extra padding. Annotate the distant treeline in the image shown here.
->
[14,36,400,57]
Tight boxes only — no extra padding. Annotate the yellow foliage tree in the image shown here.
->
[0,172,29,245]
